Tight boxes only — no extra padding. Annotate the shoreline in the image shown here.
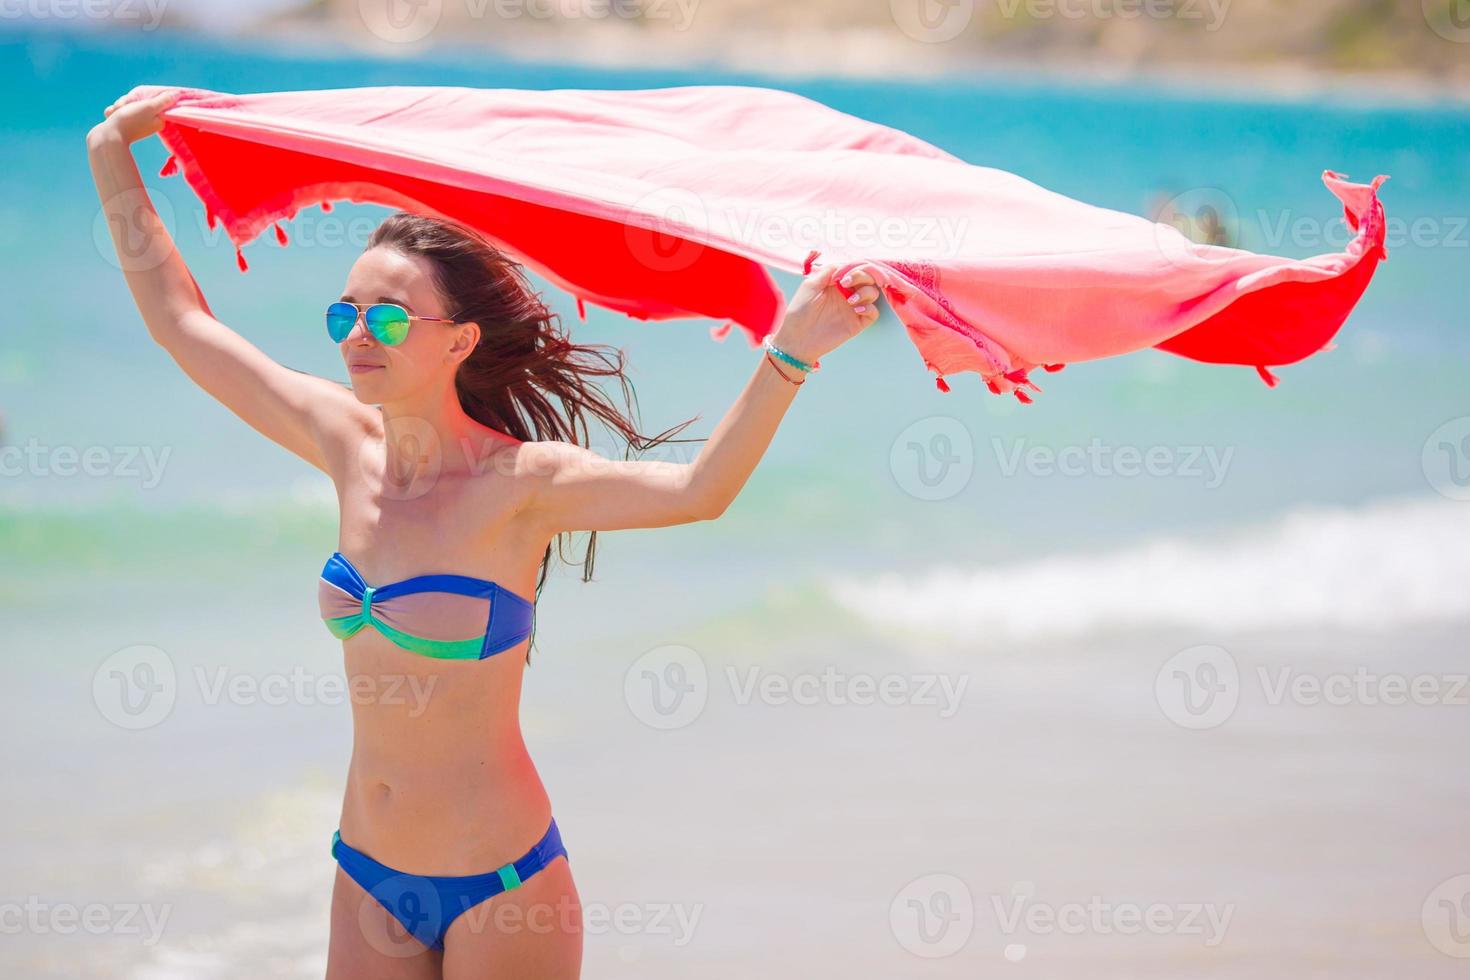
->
[242,20,1470,108]
[21,14,1465,109]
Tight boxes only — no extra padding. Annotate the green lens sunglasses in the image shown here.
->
[326,301,459,346]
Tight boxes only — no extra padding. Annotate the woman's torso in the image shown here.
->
[328,431,554,874]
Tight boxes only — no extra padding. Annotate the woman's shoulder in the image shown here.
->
[507,438,598,480]
[458,432,587,480]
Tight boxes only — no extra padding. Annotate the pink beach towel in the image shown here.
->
[122,83,1388,401]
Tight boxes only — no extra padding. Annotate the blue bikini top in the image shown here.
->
[317,551,535,660]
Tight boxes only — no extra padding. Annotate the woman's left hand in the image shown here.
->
[769,263,883,365]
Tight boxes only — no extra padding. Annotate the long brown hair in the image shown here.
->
[366,211,701,655]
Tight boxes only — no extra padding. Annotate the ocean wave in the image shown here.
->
[824,496,1470,642]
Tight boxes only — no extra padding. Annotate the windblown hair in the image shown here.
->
[366,211,701,655]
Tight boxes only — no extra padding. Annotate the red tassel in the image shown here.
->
[1043,363,1065,372]
[986,378,1001,394]
[1255,365,1279,387]
[205,211,217,230]
[576,297,586,321]
[1014,388,1033,404]
[1003,367,1043,395]
[158,155,178,177]
[320,200,333,212]
[235,246,248,272]
[273,222,288,246]
[709,321,734,341]
[802,249,820,275]
[935,375,951,393]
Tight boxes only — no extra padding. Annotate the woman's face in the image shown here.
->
[336,246,476,404]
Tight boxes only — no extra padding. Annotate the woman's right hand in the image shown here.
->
[767,262,883,367]
[89,87,181,147]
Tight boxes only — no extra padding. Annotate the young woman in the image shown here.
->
[88,89,883,979]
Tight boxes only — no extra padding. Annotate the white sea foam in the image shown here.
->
[215,474,337,516]
[128,783,339,980]
[0,474,336,519]
[825,496,1470,642]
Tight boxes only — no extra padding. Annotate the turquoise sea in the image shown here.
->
[3,23,1469,979]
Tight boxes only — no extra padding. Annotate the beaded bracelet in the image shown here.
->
[764,351,804,386]
[763,337,820,374]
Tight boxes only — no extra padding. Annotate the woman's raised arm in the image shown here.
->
[86,88,372,476]
[521,263,882,533]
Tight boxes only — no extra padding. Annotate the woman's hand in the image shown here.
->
[769,263,883,366]
[88,87,181,147]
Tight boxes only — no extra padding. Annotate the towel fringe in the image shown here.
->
[1043,363,1066,372]
[576,297,586,321]
[235,246,248,272]
[158,155,178,177]
[273,222,288,246]
[1255,365,1279,387]
[709,321,734,341]
[802,249,820,275]
[974,367,1042,403]
[935,375,951,393]
[320,200,333,212]
[1004,368,1042,394]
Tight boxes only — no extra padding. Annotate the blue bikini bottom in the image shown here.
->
[331,819,567,951]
